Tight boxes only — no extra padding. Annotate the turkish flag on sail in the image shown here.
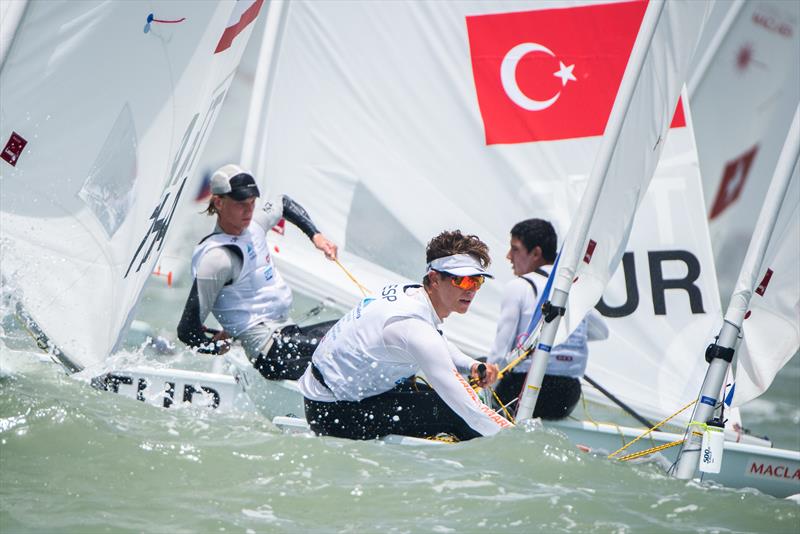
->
[467,1,647,144]
[467,1,684,145]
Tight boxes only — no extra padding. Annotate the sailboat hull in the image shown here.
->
[90,367,255,412]
[83,361,799,498]
[88,355,304,418]
[549,419,800,499]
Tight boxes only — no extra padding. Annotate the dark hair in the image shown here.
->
[204,197,218,216]
[510,218,557,263]
[423,230,490,285]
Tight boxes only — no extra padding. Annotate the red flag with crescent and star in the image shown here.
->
[466,0,683,145]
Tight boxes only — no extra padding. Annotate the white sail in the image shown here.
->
[688,0,800,301]
[237,0,721,425]
[732,110,800,408]
[553,0,711,343]
[584,148,723,425]
[672,105,799,481]
[0,0,27,69]
[155,4,274,286]
[0,0,264,370]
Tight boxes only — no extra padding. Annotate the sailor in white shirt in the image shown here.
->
[177,164,339,380]
[489,219,608,419]
[298,230,513,440]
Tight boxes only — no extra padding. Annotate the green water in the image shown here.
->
[1,285,798,533]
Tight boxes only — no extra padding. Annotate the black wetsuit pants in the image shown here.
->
[493,372,582,420]
[304,380,482,441]
[251,320,337,381]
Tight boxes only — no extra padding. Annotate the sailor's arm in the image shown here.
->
[445,339,498,387]
[389,319,511,436]
[177,248,234,354]
[257,195,338,260]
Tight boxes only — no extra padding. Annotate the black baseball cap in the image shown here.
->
[210,164,260,201]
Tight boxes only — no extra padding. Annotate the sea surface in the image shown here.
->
[1,280,798,533]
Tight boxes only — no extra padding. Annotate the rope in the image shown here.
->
[475,321,543,396]
[473,345,535,398]
[617,438,686,462]
[579,392,603,429]
[491,391,516,423]
[607,399,697,460]
[497,347,534,381]
[688,420,709,434]
[571,396,636,449]
[334,259,371,297]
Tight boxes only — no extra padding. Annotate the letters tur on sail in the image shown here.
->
[0,1,264,369]
[240,0,721,423]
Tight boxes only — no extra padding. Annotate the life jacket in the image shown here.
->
[311,283,434,402]
[191,224,292,336]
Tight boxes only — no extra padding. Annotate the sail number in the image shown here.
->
[125,76,231,278]
[96,373,222,409]
[596,250,706,318]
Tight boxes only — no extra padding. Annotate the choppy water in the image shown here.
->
[1,285,799,533]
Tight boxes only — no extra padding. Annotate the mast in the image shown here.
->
[240,0,287,173]
[516,0,666,421]
[0,0,27,71]
[672,104,800,480]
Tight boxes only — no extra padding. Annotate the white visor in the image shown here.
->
[426,254,493,278]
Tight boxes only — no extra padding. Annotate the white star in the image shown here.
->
[553,61,576,86]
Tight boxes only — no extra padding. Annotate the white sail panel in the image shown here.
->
[556,0,711,346]
[155,6,273,286]
[0,0,263,369]
[689,0,800,301]
[732,130,800,408]
[254,0,654,354]
[585,169,723,424]
[249,0,723,430]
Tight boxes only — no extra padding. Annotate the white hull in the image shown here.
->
[88,352,304,419]
[90,366,256,413]
[548,419,800,499]
[261,381,800,498]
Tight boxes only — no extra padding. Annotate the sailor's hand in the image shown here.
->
[471,362,498,387]
[312,233,338,261]
[210,330,231,355]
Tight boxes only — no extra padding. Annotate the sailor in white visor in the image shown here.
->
[298,230,512,441]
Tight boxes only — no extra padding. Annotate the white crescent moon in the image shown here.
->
[500,42,561,111]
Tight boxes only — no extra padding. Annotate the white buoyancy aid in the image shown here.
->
[523,268,589,378]
[191,225,292,336]
[311,284,433,402]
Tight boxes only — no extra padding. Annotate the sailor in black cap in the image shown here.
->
[177,163,338,380]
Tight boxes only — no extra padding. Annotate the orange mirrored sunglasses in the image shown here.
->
[445,273,485,291]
